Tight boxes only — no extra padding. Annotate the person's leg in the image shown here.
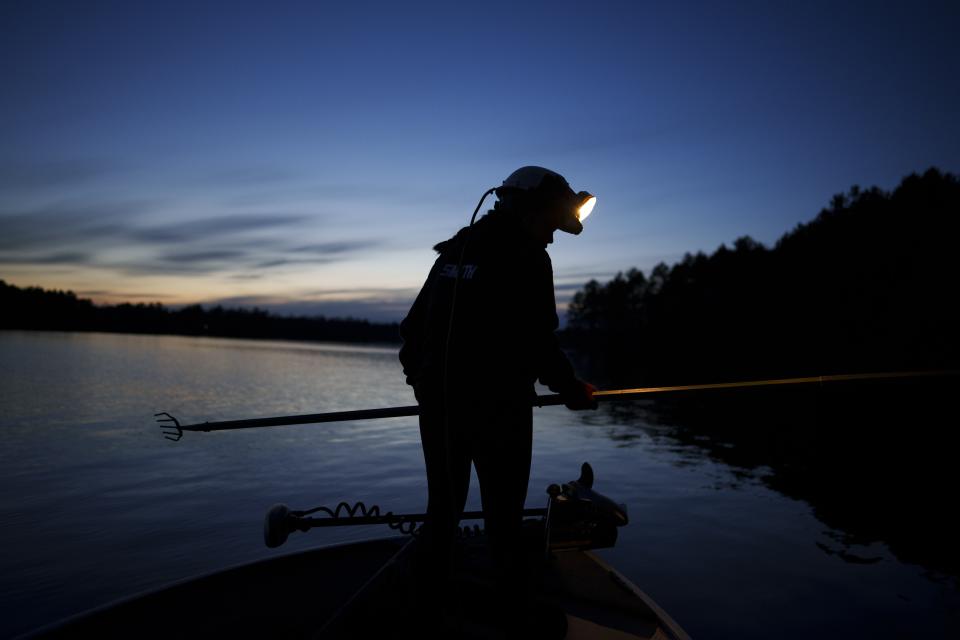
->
[473,406,569,637]
[471,405,533,592]
[417,401,472,592]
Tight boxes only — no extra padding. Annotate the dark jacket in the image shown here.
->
[399,208,579,406]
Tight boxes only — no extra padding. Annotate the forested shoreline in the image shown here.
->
[565,168,959,385]
[0,281,401,344]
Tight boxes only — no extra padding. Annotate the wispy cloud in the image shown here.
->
[0,250,93,265]
[160,249,251,263]
[0,195,382,276]
[127,214,309,245]
[242,240,383,269]
[290,241,378,255]
[0,199,158,251]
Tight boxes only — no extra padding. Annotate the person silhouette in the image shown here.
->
[399,166,598,622]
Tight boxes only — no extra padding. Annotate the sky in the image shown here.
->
[2,1,958,322]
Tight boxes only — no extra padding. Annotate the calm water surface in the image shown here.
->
[0,331,956,638]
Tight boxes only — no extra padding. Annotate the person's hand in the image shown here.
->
[563,380,598,410]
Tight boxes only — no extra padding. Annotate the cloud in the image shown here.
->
[160,249,250,263]
[242,240,382,269]
[0,199,157,251]
[0,250,92,265]
[127,214,309,245]
[104,245,379,276]
[0,196,382,276]
[0,199,309,251]
[148,236,380,273]
[252,257,339,268]
[291,240,379,255]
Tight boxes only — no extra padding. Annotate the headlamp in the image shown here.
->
[577,192,596,222]
[556,190,597,235]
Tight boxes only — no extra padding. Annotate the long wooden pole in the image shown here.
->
[156,370,949,441]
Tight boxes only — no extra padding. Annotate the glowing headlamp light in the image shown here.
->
[555,190,596,235]
[577,192,597,222]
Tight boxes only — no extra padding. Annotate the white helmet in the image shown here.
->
[496,166,596,235]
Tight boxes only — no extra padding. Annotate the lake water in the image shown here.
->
[0,330,956,638]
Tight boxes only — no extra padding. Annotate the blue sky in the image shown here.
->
[2,1,958,321]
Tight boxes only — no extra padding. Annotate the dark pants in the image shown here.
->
[416,392,533,596]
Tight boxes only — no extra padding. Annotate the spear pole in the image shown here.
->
[156,370,949,441]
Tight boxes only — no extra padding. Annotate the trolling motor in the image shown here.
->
[544,462,629,552]
[263,462,628,552]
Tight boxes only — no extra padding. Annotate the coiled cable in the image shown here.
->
[292,501,421,536]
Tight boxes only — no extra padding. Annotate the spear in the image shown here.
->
[156,370,947,441]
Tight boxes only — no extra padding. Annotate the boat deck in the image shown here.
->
[322,526,689,639]
[29,528,688,639]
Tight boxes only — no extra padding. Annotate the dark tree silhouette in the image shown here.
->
[566,168,960,385]
[0,281,400,344]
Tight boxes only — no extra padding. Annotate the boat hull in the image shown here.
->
[25,537,407,639]
[27,533,689,639]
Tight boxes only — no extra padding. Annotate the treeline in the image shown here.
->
[0,281,401,344]
[565,168,960,384]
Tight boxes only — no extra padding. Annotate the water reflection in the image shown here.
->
[582,376,960,580]
[2,331,957,638]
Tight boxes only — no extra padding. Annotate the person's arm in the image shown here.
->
[534,253,597,409]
